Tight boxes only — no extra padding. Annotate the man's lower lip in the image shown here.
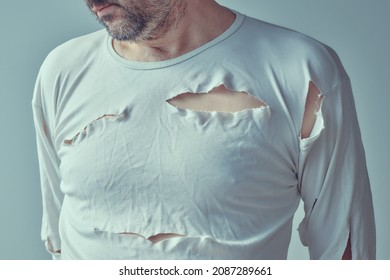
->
[97,4,117,17]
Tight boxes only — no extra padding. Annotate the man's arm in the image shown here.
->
[32,68,64,259]
[298,78,375,259]
[301,82,353,260]
[342,238,352,260]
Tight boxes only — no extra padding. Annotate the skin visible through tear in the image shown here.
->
[62,83,321,246]
[119,232,185,243]
[300,81,323,139]
[167,84,267,112]
[117,85,265,244]
[64,113,124,145]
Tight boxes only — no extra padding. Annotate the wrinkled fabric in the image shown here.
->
[32,11,375,260]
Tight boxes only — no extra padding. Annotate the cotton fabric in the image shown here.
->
[32,11,375,259]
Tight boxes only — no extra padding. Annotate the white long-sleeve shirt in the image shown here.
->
[32,11,375,259]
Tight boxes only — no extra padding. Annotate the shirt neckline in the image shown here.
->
[106,10,245,70]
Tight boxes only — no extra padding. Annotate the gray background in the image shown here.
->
[0,0,388,259]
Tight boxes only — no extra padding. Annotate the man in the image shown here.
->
[32,0,375,259]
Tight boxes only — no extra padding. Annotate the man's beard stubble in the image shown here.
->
[85,0,186,42]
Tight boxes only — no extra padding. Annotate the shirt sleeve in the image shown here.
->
[297,78,376,259]
[32,72,63,260]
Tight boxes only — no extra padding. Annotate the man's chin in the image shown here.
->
[106,28,140,42]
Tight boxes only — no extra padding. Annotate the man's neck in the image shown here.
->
[112,1,236,62]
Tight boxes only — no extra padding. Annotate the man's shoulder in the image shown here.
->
[50,29,106,56]
[240,14,348,91]
[242,15,334,59]
[40,29,107,74]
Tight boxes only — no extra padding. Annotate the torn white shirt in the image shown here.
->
[32,11,375,259]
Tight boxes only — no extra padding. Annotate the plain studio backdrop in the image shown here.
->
[0,0,388,260]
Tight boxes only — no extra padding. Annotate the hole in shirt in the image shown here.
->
[64,113,126,145]
[119,232,186,243]
[166,84,267,113]
[300,81,324,139]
